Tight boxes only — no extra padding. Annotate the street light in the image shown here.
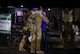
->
[21,5,23,7]
[48,8,51,11]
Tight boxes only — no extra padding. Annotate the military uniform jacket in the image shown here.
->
[62,13,73,23]
[27,13,49,32]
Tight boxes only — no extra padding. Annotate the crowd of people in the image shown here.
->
[19,8,80,54]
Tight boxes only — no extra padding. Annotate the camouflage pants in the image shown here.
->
[63,22,74,49]
[30,27,42,51]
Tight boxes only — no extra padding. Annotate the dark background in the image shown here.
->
[0,0,79,8]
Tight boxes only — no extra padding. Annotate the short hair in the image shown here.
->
[37,7,42,10]
[66,8,73,13]
[67,8,73,11]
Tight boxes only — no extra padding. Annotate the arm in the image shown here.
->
[27,15,33,28]
[40,14,49,24]
[69,15,73,23]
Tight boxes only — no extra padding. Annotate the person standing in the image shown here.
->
[41,10,48,51]
[27,7,49,54]
[19,9,32,51]
[62,8,74,49]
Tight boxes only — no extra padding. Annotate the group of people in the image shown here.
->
[19,7,49,54]
[19,7,76,53]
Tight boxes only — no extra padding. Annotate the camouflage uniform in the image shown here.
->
[27,13,49,52]
[62,12,74,49]
[19,10,31,51]
[19,25,29,51]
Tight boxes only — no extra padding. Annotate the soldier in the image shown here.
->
[27,7,49,54]
[19,9,32,52]
[62,8,74,49]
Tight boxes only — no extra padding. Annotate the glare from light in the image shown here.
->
[48,8,51,11]
[21,5,23,7]
[76,32,79,35]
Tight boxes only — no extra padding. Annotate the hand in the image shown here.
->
[46,26,48,28]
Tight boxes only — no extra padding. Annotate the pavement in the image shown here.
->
[0,46,80,54]
[0,46,29,54]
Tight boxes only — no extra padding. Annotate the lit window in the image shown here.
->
[17,11,23,16]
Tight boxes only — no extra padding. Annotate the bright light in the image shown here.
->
[76,32,79,35]
[48,8,51,11]
[17,11,23,16]
[21,5,23,7]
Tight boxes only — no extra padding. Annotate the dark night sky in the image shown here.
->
[0,0,49,7]
[0,0,65,7]
[0,0,79,8]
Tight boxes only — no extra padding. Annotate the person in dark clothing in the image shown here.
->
[62,8,74,49]
[41,11,48,51]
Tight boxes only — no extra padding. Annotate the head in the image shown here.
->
[26,8,33,16]
[35,7,43,14]
[37,7,43,10]
[67,8,73,14]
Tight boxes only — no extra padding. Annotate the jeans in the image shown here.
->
[41,30,47,51]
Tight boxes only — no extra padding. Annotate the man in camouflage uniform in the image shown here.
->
[27,7,49,54]
[19,10,32,51]
[62,8,74,49]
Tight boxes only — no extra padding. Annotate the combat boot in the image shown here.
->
[30,51,35,54]
[36,51,44,54]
